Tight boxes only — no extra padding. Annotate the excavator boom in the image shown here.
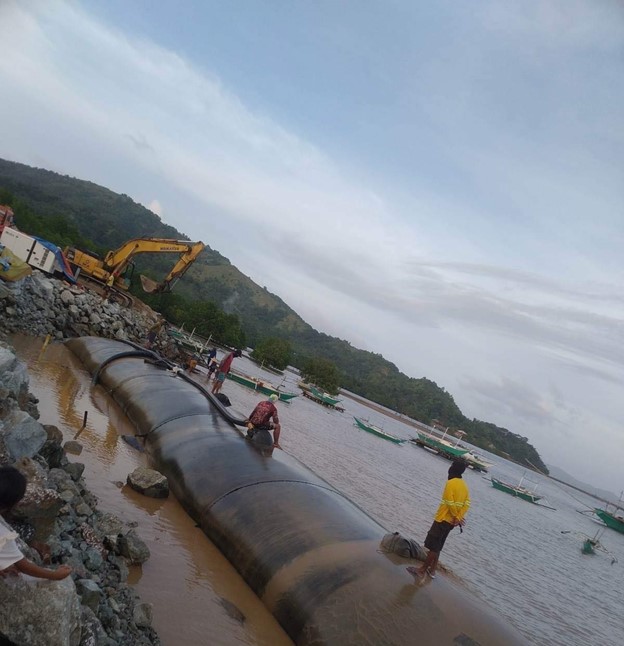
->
[65,237,205,296]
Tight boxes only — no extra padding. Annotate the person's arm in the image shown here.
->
[449,481,468,526]
[443,481,463,526]
[14,558,72,580]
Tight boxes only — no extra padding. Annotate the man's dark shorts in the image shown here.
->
[424,520,454,553]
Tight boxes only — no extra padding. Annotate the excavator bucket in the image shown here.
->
[140,274,162,293]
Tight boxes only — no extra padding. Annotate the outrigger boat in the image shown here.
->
[299,383,344,411]
[592,493,624,534]
[227,371,298,402]
[490,474,542,504]
[451,430,492,472]
[463,450,493,473]
[411,431,470,459]
[561,528,618,564]
[353,417,405,444]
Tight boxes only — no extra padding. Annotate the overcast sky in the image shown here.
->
[1,0,622,492]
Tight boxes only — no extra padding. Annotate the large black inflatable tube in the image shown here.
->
[67,337,524,645]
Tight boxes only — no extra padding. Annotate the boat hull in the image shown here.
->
[594,509,624,534]
[227,372,298,402]
[353,417,404,444]
[491,478,541,503]
[415,433,469,458]
[309,386,342,406]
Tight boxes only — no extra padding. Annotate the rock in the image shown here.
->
[1,409,47,460]
[97,513,124,536]
[30,273,55,300]
[64,440,83,455]
[64,462,85,481]
[127,467,169,499]
[39,439,67,468]
[83,546,104,571]
[0,574,81,646]
[133,602,154,629]
[118,530,150,565]
[60,290,75,305]
[79,606,113,646]
[75,578,103,613]
[75,502,93,517]
[44,424,64,444]
[14,456,48,488]
[107,554,129,582]
[0,282,12,299]
[16,485,63,520]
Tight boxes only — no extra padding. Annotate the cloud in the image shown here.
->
[147,199,163,217]
[0,0,622,490]
[459,374,573,427]
[126,133,155,153]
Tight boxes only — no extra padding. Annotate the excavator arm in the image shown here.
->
[139,240,206,293]
[66,238,205,294]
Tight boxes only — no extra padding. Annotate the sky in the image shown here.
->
[0,0,622,492]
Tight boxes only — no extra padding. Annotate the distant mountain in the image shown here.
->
[0,157,548,472]
[546,464,618,503]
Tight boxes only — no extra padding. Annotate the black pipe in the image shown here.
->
[66,337,525,646]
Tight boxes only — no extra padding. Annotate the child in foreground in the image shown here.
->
[0,466,72,580]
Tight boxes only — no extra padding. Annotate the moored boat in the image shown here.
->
[227,371,298,402]
[299,382,344,411]
[593,493,624,534]
[490,475,542,503]
[309,385,342,406]
[412,432,470,459]
[353,417,405,444]
[463,450,493,473]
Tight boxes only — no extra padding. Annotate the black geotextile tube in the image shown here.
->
[66,337,525,646]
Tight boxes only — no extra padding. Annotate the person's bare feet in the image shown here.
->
[273,443,282,449]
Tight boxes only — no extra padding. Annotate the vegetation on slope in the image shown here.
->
[0,158,547,472]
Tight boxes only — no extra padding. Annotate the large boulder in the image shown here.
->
[1,409,47,460]
[126,467,169,499]
[118,530,150,565]
[0,575,81,646]
[0,346,29,401]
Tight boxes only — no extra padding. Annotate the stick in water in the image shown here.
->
[74,411,88,439]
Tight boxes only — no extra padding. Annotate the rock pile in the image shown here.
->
[0,342,160,646]
[0,272,176,358]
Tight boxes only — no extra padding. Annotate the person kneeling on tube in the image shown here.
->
[246,394,282,449]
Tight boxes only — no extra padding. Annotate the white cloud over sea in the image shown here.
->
[0,0,622,490]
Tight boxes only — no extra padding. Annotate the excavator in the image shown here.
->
[64,238,205,304]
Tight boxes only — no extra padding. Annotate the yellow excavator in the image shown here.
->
[64,238,206,298]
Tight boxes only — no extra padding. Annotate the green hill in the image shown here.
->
[0,157,548,472]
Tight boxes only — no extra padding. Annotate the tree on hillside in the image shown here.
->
[300,357,341,395]
[137,290,246,348]
[251,337,292,370]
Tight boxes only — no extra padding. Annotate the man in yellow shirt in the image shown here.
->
[409,460,470,579]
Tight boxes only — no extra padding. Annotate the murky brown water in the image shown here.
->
[10,335,624,646]
[10,335,292,646]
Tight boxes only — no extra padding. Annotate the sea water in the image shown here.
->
[12,337,624,646]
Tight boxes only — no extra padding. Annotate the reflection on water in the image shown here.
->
[10,335,624,646]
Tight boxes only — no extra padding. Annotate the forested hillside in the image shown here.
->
[0,158,547,471]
